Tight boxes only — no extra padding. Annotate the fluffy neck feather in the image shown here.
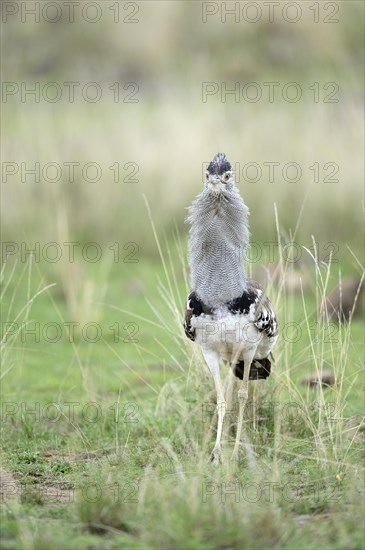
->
[187,186,250,308]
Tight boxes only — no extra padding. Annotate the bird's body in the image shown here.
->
[185,286,276,369]
[184,153,278,463]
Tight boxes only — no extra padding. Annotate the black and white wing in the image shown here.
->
[227,281,278,338]
[252,284,278,338]
[183,291,203,341]
[229,282,278,380]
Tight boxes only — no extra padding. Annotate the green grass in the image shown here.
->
[1,228,364,550]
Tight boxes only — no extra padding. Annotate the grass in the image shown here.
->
[2,97,364,254]
[1,214,364,549]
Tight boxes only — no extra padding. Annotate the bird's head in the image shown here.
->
[205,152,235,194]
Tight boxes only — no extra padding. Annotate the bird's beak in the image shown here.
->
[207,175,224,193]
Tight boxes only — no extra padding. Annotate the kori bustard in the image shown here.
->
[184,153,278,464]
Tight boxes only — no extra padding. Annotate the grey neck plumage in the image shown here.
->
[187,186,250,308]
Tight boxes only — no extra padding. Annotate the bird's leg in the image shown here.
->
[202,349,226,464]
[231,351,254,462]
[210,372,226,464]
[223,368,235,439]
[252,377,261,432]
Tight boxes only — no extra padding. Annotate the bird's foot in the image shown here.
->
[230,448,240,462]
[210,448,222,465]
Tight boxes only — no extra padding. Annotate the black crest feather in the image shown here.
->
[207,152,231,175]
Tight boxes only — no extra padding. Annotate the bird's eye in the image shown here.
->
[205,171,209,180]
[223,172,231,182]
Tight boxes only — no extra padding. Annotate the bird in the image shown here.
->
[184,153,278,464]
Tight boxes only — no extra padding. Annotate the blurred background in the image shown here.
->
[2,1,364,256]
